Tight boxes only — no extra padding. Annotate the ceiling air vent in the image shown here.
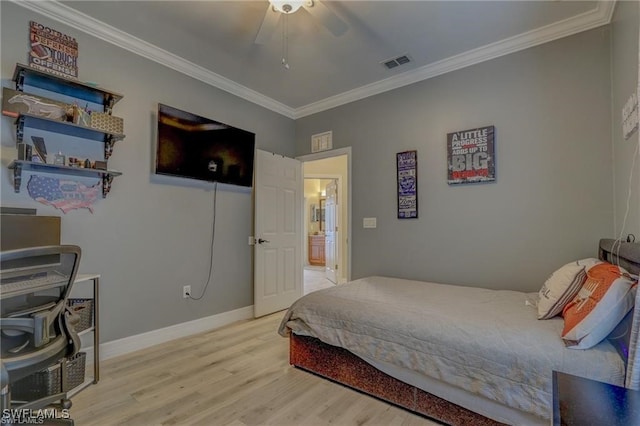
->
[381,54,412,70]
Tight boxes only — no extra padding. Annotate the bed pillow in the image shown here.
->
[537,258,601,320]
[562,263,637,349]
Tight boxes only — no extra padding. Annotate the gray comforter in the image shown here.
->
[278,276,625,421]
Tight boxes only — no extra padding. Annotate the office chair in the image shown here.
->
[0,245,82,425]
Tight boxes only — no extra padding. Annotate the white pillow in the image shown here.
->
[562,263,637,349]
[537,258,601,320]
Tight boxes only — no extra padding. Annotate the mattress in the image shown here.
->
[278,276,626,422]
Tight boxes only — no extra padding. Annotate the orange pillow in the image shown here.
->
[561,263,637,349]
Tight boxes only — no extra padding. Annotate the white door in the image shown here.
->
[325,180,338,283]
[254,150,303,317]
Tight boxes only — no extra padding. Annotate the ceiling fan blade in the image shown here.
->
[304,0,348,37]
[255,5,281,44]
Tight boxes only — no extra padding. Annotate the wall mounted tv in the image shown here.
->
[155,104,255,187]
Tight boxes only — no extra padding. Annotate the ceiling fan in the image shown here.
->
[255,0,348,45]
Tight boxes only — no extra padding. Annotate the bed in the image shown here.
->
[278,239,640,425]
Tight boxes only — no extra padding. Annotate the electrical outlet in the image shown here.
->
[183,285,191,299]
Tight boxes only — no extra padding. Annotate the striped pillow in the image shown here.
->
[562,263,637,349]
[537,258,601,320]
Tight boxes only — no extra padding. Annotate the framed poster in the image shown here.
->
[396,150,418,219]
[29,21,78,79]
[447,125,495,185]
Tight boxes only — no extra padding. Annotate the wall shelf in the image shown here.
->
[6,63,125,202]
[8,160,122,198]
[13,63,123,113]
[16,114,124,159]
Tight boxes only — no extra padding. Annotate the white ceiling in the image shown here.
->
[19,1,614,118]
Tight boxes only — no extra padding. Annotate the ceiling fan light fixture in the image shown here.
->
[270,0,309,14]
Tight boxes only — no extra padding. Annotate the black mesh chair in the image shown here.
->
[1,245,82,425]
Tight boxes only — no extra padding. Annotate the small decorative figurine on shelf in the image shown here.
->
[54,151,66,166]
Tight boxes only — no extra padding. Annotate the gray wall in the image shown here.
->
[611,0,640,240]
[1,2,636,344]
[0,2,296,342]
[296,27,614,291]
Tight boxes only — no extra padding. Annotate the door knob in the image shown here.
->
[258,238,270,244]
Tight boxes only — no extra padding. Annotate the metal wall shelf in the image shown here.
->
[13,63,123,113]
[15,114,124,159]
[8,160,122,198]
[6,63,125,200]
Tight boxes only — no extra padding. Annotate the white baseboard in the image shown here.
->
[82,305,253,363]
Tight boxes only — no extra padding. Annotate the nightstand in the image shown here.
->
[553,371,640,425]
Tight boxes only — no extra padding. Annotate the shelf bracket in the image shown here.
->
[105,96,115,115]
[15,69,25,92]
[12,163,23,193]
[104,136,114,160]
[16,116,25,144]
[102,174,114,198]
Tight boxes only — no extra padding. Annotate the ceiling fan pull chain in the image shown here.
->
[282,14,290,69]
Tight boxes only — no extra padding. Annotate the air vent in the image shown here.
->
[396,55,410,65]
[381,54,412,70]
[383,60,399,69]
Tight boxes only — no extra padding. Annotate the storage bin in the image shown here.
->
[67,298,93,332]
[89,112,124,134]
[11,352,86,401]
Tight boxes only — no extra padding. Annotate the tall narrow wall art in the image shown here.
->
[397,150,418,219]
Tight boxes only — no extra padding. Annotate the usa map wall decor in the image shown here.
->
[396,150,418,219]
[447,125,495,185]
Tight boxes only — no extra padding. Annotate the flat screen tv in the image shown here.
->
[155,104,255,187]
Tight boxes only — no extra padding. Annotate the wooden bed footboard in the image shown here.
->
[290,334,505,426]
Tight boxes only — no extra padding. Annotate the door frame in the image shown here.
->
[323,178,339,283]
[297,147,352,282]
[304,175,341,276]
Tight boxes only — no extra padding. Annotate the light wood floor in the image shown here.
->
[70,312,439,426]
[304,266,335,294]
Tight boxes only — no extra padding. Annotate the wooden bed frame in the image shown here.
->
[287,239,640,425]
[290,334,504,425]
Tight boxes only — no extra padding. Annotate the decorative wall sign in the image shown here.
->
[396,150,418,219]
[27,176,99,213]
[447,125,495,185]
[2,87,69,120]
[29,21,78,79]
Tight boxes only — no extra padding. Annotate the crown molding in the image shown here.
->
[293,0,616,118]
[12,0,615,120]
[11,0,296,119]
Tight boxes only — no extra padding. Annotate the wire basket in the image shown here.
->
[11,352,86,401]
[68,298,94,332]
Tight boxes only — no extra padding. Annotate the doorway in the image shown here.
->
[298,148,351,294]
